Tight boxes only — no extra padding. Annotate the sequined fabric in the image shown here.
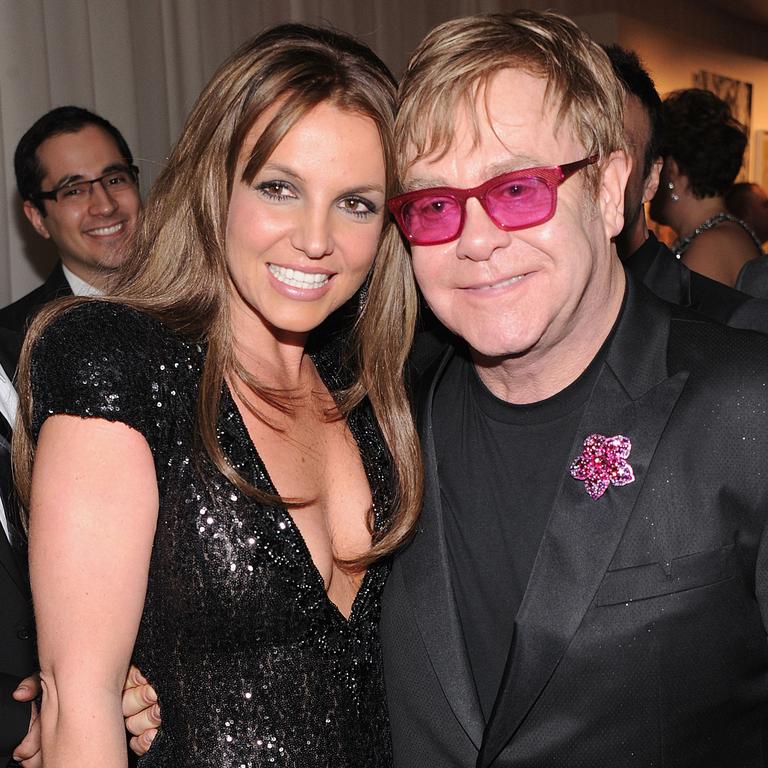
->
[30,301,393,767]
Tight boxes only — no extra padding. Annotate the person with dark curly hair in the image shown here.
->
[649,88,763,287]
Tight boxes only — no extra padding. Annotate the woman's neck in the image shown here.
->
[228,295,311,391]
[673,196,727,240]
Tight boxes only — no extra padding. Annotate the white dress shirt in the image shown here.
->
[61,263,104,297]
[0,365,18,541]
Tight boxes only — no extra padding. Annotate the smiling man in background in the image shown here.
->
[0,106,140,377]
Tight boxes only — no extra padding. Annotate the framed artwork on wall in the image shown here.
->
[693,70,753,181]
[753,130,768,189]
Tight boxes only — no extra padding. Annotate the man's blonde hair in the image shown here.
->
[396,10,626,194]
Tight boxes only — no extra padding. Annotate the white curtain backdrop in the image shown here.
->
[1,0,763,305]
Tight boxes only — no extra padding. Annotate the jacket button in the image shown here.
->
[17,628,30,640]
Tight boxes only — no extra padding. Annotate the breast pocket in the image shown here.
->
[596,544,737,607]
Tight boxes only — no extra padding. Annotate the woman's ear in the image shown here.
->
[664,156,690,193]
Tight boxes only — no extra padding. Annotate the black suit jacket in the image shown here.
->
[382,277,768,767]
[0,329,21,389]
[0,262,72,379]
[737,255,768,301]
[624,232,768,333]
[0,413,35,764]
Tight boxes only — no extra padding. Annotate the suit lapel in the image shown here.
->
[399,344,486,749]
[43,261,74,302]
[639,236,692,307]
[0,419,27,595]
[0,519,27,595]
[480,280,689,766]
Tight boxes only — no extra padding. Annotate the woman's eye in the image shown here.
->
[256,181,295,200]
[339,197,377,218]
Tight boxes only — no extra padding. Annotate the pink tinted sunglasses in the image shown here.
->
[388,155,598,246]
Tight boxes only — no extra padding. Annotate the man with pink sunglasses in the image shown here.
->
[381,10,768,767]
[123,11,768,766]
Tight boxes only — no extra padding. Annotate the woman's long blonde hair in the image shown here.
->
[14,24,422,566]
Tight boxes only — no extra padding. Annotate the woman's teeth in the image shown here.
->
[269,265,330,289]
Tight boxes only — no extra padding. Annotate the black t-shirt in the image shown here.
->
[432,343,607,719]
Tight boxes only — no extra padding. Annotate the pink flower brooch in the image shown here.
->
[569,433,635,500]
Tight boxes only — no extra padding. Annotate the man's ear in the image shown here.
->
[599,149,631,239]
[23,200,51,240]
[642,157,663,205]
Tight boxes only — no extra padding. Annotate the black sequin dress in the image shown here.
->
[30,302,393,768]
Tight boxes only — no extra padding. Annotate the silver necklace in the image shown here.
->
[673,212,763,259]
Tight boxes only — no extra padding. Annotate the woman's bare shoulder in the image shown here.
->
[682,223,759,286]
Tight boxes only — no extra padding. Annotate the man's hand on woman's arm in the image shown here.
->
[11,674,41,767]
[122,665,161,756]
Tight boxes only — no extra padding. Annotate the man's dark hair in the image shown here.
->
[602,44,663,181]
[14,105,134,213]
[660,88,746,198]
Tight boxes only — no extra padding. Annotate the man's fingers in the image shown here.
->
[125,704,162,737]
[124,664,148,690]
[121,681,158,718]
[12,673,41,702]
[129,728,157,757]
[13,709,41,767]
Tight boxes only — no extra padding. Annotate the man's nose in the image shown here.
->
[455,197,510,261]
[88,179,119,215]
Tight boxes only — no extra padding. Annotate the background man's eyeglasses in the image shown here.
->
[388,156,597,246]
[32,165,140,206]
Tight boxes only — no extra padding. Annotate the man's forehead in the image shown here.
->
[38,126,123,182]
[402,68,571,178]
[403,154,546,190]
[403,103,578,187]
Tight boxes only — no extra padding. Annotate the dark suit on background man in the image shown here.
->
[0,411,35,766]
[625,231,768,333]
[382,278,768,766]
[737,255,768,301]
[0,262,71,379]
[0,261,71,335]
[0,329,22,387]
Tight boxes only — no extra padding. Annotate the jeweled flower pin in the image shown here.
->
[569,433,634,500]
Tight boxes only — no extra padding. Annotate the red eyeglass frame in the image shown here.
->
[387,155,598,246]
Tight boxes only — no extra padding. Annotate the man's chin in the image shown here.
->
[465,333,536,364]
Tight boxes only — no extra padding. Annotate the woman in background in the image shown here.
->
[650,88,763,287]
[14,24,421,768]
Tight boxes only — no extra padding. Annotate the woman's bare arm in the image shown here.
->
[30,415,158,768]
